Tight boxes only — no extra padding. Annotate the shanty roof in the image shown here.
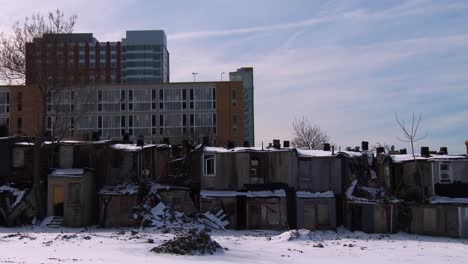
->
[99,184,139,195]
[296,149,364,158]
[296,191,335,198]
[110,143,170,152]
[203,146,293,153]
[429,196,468,204]
[200,189,286,198]
[49,169,84,177]
[390,154,468,163]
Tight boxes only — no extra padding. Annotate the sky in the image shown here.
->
[1,0,467,153]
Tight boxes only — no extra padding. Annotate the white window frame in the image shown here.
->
[203,154,216,177]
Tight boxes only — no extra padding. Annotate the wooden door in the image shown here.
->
[53,185,65,216]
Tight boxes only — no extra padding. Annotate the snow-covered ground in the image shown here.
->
[0,227,467,264]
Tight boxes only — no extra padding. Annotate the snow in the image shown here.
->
[14,142,34,146]
[297,149,334,157]
[204,146,292,153]
[0,226,467,263]
[201,189,286,198]
[429,196,468,204]
[43,140,113,145]
[391,154,467,163]
[297,149,364,158]
[50,169,84,177]
[296,191,334,198]
[111,144,156,152]
[99,184,139,195]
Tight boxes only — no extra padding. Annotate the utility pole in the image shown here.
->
[220,72,225,81]
[192,72,198,83]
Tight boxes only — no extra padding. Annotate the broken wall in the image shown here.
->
[296,197,336,230]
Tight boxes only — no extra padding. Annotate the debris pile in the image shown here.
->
[133,186,229,231]
[150,229,223,255]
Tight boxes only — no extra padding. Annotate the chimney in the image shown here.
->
[354,146,360,152]
[243,141,250,147]
[136,135,144,147]
[465,140,468,155]
[273,139,281,149]
[332,145,335,155]
[323,143,331,151]
[227,141,235,149]
[440,147,448,155]
[400,148,407,154]
[376,147,385,155]
[361,141,369,151]
[283,140,290,148]
[421,147,430,157]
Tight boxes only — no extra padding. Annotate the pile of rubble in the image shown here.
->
[133,186,229,231]
[150,229,224,255]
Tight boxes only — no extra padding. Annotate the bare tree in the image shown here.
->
[395,112,428,159]
[0,9,77,84]
[291,117,330,150]
[0,10,78,218]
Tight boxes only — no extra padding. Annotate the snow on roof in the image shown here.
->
[50,169,84,177]
[110,143,157,152]
[99,184,139,195]
[44,140,113,145]
[390,154,467,163]
[296,149,365,158]
[428,155,467,161]
[200,189,286,198]
[0,185,26,209]
[203,146,292,153]
[429,196,468,204]
[296,191,335,198]
[14,142,34,146]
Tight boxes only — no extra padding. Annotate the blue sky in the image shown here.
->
[1,0,468,153]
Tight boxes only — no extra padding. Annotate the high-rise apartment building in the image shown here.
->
[229,67,254,146]
[25,30,169,85]
[6,81,244,146]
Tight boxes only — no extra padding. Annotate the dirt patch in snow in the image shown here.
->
[150,229,224,255]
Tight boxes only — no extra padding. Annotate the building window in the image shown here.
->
[120,90,125,101]
[17,118,22,134]
[250,158,260,177]
[121,116,126,128]
[129,115,133,128]
[128,90,133,101]
[439,162,453,184]
[159,90,163,101]
[17,92,23,111]
[97,116,102,129]
[232,88,237,106]
[152,115,156,127]
[203,154,216,176]
[232,114,237,133]
[190,89,194,100]
[182,89,187,100]
[152,89,156,101]
[98,90,102,102]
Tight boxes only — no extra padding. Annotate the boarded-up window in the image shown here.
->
[68,183,81,206]
[250,158,259,177]
[317,204,329,226]
[423,207,437,233]
[12,147,25,168]
[303,204,316,230]
[261,203,280,225]
[60,146,74,169]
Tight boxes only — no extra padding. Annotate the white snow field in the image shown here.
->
[0,227,467,264]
